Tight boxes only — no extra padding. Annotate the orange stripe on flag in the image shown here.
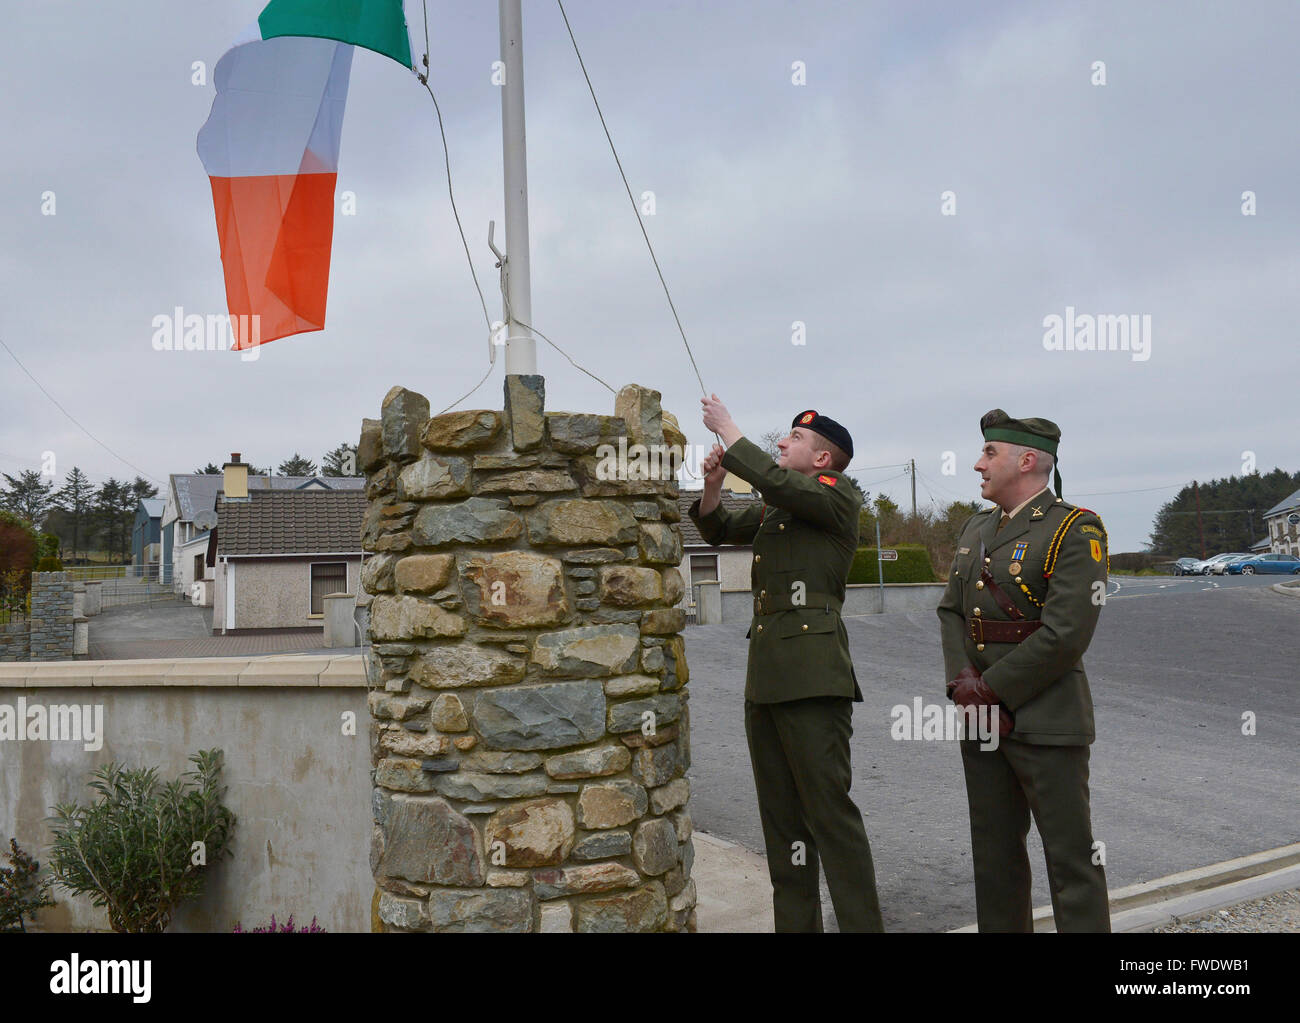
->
[208,172,337,348]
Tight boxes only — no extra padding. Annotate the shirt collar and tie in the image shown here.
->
[996,486,1052,532]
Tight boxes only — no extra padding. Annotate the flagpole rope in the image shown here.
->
[418,1,619,414]
[414,55,492,335]
[555,0,711,401]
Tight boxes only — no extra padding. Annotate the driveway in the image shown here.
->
[87,600,360,659]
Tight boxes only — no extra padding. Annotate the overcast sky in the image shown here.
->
[2,0,1297,551]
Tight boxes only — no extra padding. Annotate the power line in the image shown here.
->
[916,469,979,504]
[856,470,909,489]
[555,0,709,400]
[0,453,132,486]
[1069,482,1187,497]
[0,336,163,485]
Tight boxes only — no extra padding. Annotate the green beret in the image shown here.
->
[981,409,1063,495]
[980,409,1061,456]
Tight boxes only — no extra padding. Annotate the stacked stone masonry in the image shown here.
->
[0,621,29,661]
[360,377,695,933]
[1,572,75,662]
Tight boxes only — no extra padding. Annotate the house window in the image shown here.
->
[310,562,349,615]
[194,554,205,582]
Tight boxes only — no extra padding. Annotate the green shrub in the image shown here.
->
[48,749,236,933]
[849,544,937,584]
[34,556,63,572]
[0,839,56,932]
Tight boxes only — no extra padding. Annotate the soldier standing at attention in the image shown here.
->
[689,394,884,932]
[937,409,1111,932]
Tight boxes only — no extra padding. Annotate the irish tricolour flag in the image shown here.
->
[197,1,414,348]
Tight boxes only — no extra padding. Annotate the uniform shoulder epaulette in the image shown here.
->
[1044,504,1108,577]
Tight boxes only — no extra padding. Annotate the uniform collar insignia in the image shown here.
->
[1030,505,1044,519]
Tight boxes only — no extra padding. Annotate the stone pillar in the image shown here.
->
[360,379,694,933]
[323,593,357,648]
[84,581,102,616]
[29,571,74,661]
[73,581,85,619]
[696,580,722,625]
[73,615,89,657]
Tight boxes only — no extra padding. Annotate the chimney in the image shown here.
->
[222,452,248,501]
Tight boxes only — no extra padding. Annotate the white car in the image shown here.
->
[1210,553,1252,575]
[1193,553,1243,575]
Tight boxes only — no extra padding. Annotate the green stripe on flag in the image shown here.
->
[259,0,412,68]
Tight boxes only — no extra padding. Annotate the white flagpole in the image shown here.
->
[499,0,536,374]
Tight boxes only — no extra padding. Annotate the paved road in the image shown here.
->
[1108,572,1299,599]
[683,575,1300,932]
[87,602,358,659]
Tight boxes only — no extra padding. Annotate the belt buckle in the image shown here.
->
[968,617,983,644]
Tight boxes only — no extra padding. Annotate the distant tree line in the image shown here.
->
[192,442,357,478]
[0,469,156,565]
[1146,468,1299,556]
[0,442,362,564]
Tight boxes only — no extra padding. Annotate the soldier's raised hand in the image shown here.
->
[701,443,728,487]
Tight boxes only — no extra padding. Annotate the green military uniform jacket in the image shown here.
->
[688,435,863,704]
[936,489,1108,744]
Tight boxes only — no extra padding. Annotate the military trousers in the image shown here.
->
[959,737,1110,932]
[744,696,884,932]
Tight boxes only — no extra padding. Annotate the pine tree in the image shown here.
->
[53,467,94,563]
[0,470,55,527]
[92,479,124,563]
[321,443,357,477]
[278,453,318,476]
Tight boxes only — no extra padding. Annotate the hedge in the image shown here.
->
[848,544,937,584]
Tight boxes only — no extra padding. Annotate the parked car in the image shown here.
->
[1226,553,1300,575]
[1210,553,1252,575]
[1172,557,1200,576]
[1192,553,1242,575]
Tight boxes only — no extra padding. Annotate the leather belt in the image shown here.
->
[968,617,1043,644]
[979,541,1025,620]
[753,591,842,616]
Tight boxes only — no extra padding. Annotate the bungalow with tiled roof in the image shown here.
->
[161,458,364,598]
[211,456,366,634]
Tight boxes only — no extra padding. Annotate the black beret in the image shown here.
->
[792,409,853,460]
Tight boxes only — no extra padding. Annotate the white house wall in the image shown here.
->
[226,556,361,630]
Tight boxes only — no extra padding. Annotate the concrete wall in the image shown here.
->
[215,556,360,631]
[0,655,369,932]
[719,582,947,622]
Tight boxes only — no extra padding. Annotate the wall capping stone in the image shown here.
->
[0,654,366,688]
